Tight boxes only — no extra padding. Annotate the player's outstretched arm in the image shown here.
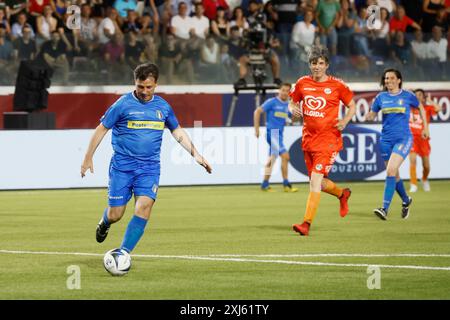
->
[171,126,212,174]
[336,99,356,131]
[81,123,109,178]
[254,107,263,138]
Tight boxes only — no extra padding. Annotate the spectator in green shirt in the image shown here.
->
[316,0,340,56]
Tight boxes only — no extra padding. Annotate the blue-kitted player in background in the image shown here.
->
[365,68,429,220]
[254,83,299,192]
[80,63,212,254]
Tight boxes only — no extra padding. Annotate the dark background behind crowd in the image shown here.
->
[0,0,448,85]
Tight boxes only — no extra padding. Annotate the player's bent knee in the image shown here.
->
[108,206,126,222]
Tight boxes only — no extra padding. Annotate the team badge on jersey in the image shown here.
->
[156,110,163,120]
[324,88,332,94]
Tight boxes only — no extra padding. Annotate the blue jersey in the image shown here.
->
[101,92,179,172]
[371,90,419,141]
[262,97,291,131]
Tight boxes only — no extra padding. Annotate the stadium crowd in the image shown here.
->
[0,0,448,85]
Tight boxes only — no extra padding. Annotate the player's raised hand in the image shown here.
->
[81,158,94,178]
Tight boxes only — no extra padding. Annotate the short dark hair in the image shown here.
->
[280,82,292,89]
[308,45,329,64]
[414,88,425,95]
[134,63,159,82]
[380,68,402,90]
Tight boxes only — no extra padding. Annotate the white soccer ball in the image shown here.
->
[103,248,131,276]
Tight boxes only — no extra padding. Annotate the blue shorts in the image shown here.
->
[108,163,160,207]
[266,128,287,156]
[380,135,413,162]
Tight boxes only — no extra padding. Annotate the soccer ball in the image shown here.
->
[103,248,131,276]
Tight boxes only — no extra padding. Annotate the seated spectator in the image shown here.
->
[158,33,192,83]
[114,0,138,18]
[36,5,58,47]
[103,32,128,81]
[316,0,340,56]
[229,6,249,36]
[199,34,222,81]
[11,12,35,39]
[98,7,123,45]
[389,5,421,36]
[0,8,11,36]
[0,28,15,84]
[170,2,193,40]
[73,3,98,57]
[140,12,157,35]
[202,0,229,21]
[426,25,448,78]
[411,29,428,69]
[13,25,37,61]
[353,6,371,57]
[390,31,411,66]
[211,6,230,40]
[336,0,356,57]
[191,2,209,40]
[375,0,396,14]
[37,30,70,84]
[121,9,143,34]
[124,31,145,69]
[290,8,316,65]
[370,7,391,58]
[142,33,158,63]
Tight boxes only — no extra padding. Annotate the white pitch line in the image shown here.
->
[208,253,450,258]
[2,249,450,271]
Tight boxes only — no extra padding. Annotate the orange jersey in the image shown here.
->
[290,75,354,152]
[409,105,437,136]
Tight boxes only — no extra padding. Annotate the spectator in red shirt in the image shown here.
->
[389,5,421,35]
[202,0,229,21]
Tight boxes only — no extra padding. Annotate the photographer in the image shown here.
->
[234,1,282,87]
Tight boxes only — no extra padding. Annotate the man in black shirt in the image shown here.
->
[37,31,69,84]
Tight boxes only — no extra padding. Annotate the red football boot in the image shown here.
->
[292,222,310,236]
[339,188,351,217]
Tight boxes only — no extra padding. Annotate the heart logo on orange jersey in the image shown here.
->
[304,95,327,111]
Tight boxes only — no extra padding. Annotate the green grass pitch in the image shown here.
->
[1,181,450,299]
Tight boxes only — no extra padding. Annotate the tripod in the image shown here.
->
[226,56,279,127]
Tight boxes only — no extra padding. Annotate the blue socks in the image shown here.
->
[261,180,269,189]
[395,179,409,204]
[120,215,148,253]
[283,179,290,186]
[383,176,396,212]
[102,208,110,226]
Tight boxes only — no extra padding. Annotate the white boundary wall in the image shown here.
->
[0,124,449,190]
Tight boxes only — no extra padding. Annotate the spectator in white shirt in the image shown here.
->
[191,3,210,39]
[290,8,316,64]
[98,7,122,45]
[426,25,448,79]
[170,2,193,40]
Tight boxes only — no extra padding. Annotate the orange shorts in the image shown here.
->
[304,151,339,177]
[411,135,431,157]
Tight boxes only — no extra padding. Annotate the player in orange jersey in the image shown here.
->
[289,45,356,236]
[409,89,441,192]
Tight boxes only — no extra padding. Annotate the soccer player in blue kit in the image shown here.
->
[365,69,429,220]
[254,83,299,192]
[80,63,212,253]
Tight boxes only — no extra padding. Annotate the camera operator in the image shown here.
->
[234,0,282,87]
